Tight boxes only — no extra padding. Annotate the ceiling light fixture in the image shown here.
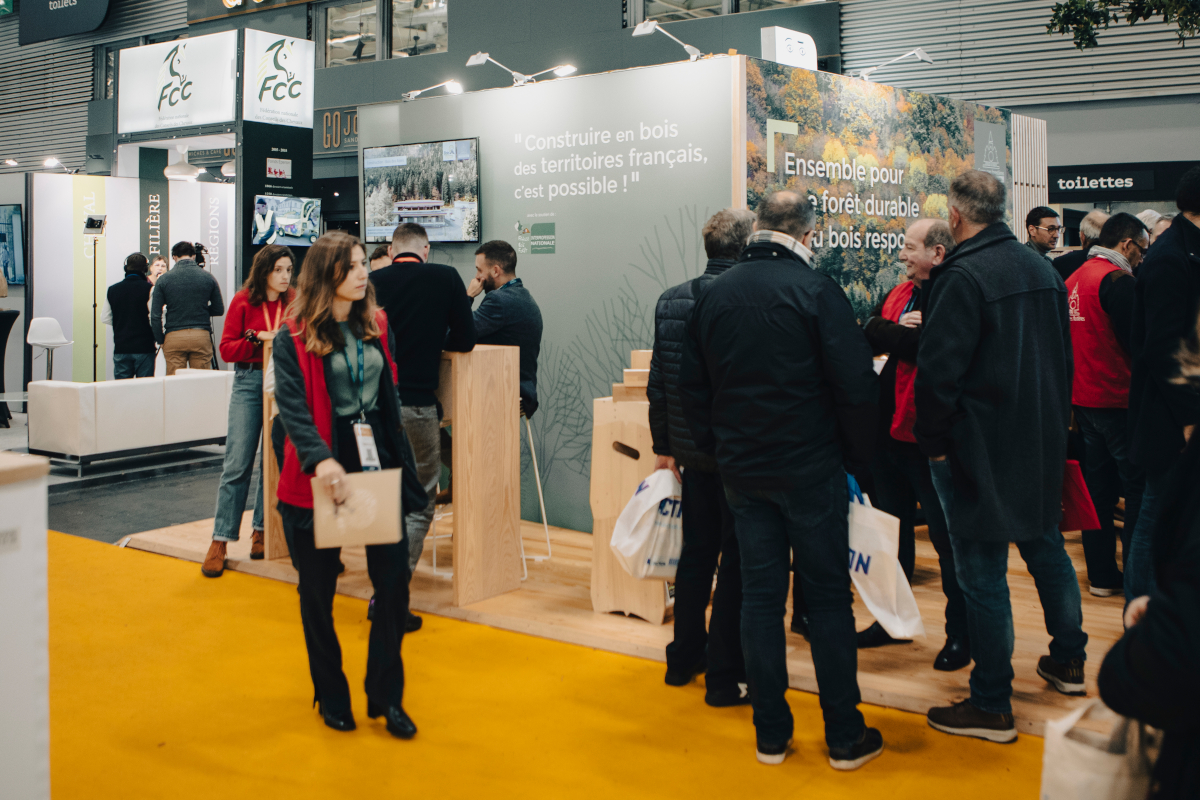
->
[163,161,202,182]
[857,48,934,82]
[4,159,17,166]
[402,79,464,101]
[466,52,577,86]
[631,20,703,62]
[43,157,77,174]
[220,161,236,178]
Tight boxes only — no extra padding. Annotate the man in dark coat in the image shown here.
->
[1123,166,1200,602]
[679,191,882,770]
[649,207,754,705]
[917,170,1087,743]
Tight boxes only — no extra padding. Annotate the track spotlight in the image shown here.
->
[402,79,464,101]
[631,20,703,62]
[857,48,934,82]
[466,52,577,86]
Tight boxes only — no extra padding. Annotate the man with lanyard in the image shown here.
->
[859,219,970,672]
[368,223,475,631]
[1064,212,1148,598]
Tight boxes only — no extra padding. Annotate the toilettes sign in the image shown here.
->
[243,29,316,129]
[117,31,238,133]
[19,0,109,44]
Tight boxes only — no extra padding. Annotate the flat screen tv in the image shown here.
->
[252,195,322,247]
[362,138,480,243]
[0,204,25,286]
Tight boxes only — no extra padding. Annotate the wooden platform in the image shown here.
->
[123,513,1122,736]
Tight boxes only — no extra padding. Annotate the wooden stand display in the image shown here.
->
[435,345,523,607]
[590,350,671,624]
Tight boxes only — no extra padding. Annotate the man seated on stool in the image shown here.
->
[442,241,544,501]
[858,219,970,671]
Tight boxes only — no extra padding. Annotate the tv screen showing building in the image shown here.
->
[0,205,25,286]
[363,139,479,243]
[252,195,322,247]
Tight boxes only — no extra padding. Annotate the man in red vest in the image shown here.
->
[1065,212,1149,597]
[861,218,969,671]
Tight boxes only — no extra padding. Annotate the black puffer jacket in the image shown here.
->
[647,259,733,473]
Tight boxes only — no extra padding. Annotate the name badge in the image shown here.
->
[352,422,382,471]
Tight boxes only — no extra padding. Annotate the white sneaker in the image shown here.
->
[756,738,793,765]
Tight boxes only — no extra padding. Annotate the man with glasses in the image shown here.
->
[1025,206,1062,264]
[1064,212,1148,598]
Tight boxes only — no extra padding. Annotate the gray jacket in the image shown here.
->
[150,259,225,344]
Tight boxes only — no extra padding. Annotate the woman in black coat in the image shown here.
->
[1098,424,1200,796]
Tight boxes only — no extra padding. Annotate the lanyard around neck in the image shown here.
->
[340,335,367,420]
[263,299,283,333]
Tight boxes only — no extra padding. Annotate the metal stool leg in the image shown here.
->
[524,415,552,561]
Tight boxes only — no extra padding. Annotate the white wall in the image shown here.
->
[1017,95,1200,167]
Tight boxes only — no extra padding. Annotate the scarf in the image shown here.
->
[1089,245,1133,275]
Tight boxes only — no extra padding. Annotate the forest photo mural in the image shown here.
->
[363,139,480,243]
[746,58,1012,320]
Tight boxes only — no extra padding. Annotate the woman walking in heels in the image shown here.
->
[273,231,427,736]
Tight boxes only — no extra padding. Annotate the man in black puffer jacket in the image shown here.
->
[649,208,754,705]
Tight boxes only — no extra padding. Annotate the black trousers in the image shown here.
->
[665,467,745,691]
[278,411,411,715]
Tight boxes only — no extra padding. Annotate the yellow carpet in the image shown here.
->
[49,531,1043,798]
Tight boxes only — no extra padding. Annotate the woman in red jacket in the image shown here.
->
[202,244,294,577]
[272,231,426,737]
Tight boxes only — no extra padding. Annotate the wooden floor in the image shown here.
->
[123,509,1122,736]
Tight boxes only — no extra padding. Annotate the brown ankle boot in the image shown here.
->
[202,540,228,577]
[250,530,265,560]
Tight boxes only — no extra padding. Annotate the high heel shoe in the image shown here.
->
[317,701,356,732]
[367,699,417,739]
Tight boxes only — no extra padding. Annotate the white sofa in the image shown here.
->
[27,370,234,474]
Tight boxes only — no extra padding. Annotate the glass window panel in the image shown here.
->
[326,1,378,67]
[645,0,720,23]
[391,0,449,59]
[738,0,812,10]
[104,49,116,100]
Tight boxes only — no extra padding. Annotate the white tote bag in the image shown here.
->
[848,497,925,639]
[610,469,684,580]
[1040,700,1154,800]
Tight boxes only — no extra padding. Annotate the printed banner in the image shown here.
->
[71,176,107,381]
[243,29,315,129]
[747,59,1012,320]
[117,31,238,134]
[139,149,169,260]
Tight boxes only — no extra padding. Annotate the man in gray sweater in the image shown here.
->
[151,241,225,374]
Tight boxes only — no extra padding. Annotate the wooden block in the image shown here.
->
[262,340,288,561]
[451,345,523,607]
[612,384,647,402]
[589,396,669,624]
[630,350,652,370]
[622,369,649,387]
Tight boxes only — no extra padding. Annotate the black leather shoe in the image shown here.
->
[406,612,423,633]
[705,684,751,707]
[319,703,356,732]
[790,614,810,640]
[368,700,418,739]
[857,621,911,649]
[934,636,971,672]
[664,658,706,687]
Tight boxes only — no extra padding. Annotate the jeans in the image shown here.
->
[666,468,744,691]
[929,459,1088,715]
[113,352,155,379]
[870,443,968,640]
[1074,407,1143,588]
[725,471,864,749]
[212,369,264,542]
[1125,466,1173,601]
[401,405,441,572]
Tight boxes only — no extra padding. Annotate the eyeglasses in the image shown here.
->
[1126,239,1147,255]
[1033,225,1062,235]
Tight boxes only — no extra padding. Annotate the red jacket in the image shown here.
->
[219,288,293,364]
[276,310,397,509]
[881,280,919,443]
[1067,257,1132,408]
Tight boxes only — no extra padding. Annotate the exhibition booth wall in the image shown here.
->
[29,174,236,382]
[358,56,1018,533]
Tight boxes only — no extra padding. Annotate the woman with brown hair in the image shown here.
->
[148,255,169,285]
[202,244,295,577]
[273,231,426,737]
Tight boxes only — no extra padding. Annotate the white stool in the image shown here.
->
[26,318,72,381]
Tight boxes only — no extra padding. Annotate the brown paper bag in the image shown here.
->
[311,468,403,549]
